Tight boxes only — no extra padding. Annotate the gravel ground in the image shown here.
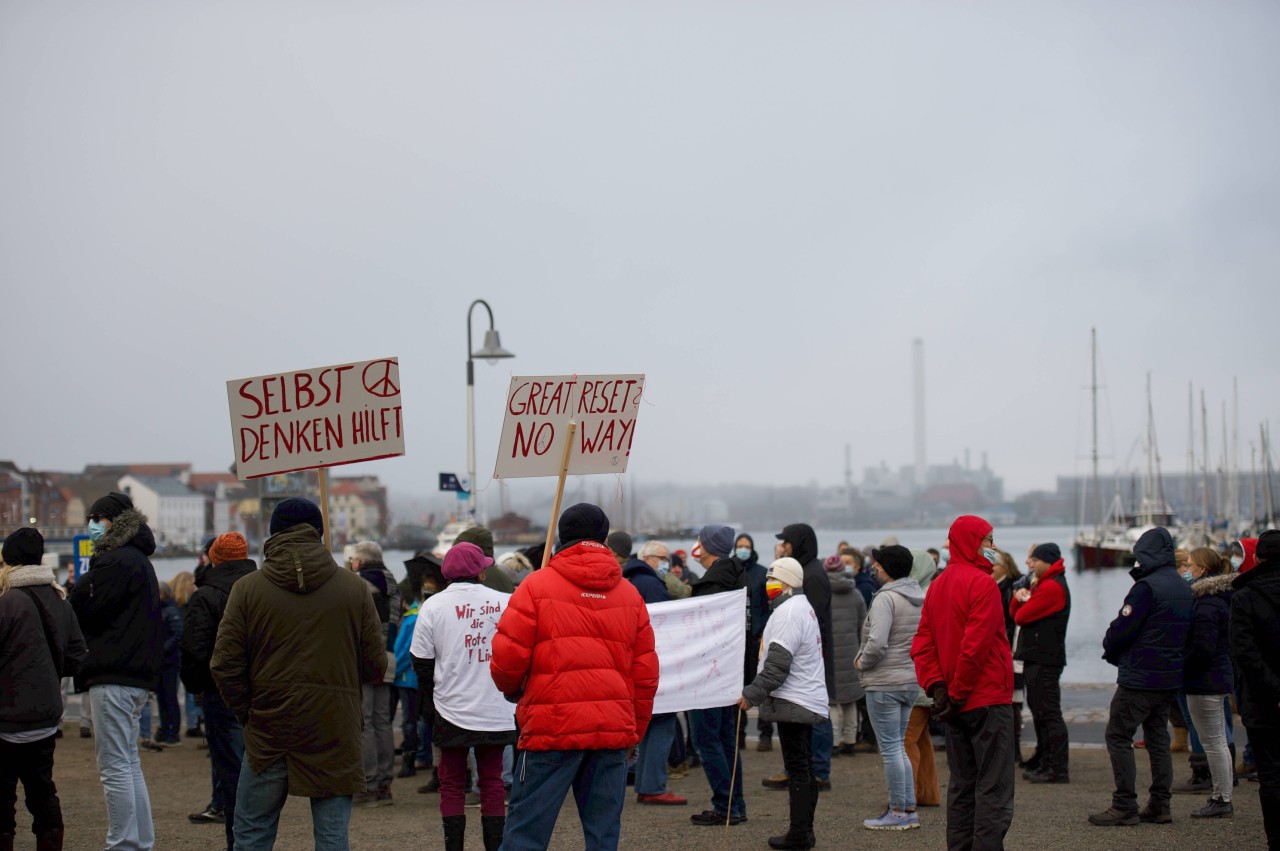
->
[16,722,1267,850]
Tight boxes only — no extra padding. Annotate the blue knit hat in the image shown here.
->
[699,524,736,559]
[269,498,324,537]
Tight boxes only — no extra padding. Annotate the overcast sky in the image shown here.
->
[2,1,1277,517]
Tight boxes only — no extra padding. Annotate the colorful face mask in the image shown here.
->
[765,580,787,600]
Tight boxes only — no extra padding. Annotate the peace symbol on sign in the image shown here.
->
[362,359,400,398]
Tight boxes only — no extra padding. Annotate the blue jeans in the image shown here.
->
[635,713,677,795]
[689,706,745,818]
[233,756,352,851]
[185,688,203,731]
[811,716,833,782]
[867,689,918,810]
[501,749,627,851]
[90,684,155,851]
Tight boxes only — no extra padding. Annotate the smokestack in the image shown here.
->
[913,339,926,489]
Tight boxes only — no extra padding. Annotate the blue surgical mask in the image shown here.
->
[1231,555,1244,570]
[656,560,670,576]
[1181,570,1194,584]
[88,520,107,543]
[982,548,999,565]
[734,547,752,561]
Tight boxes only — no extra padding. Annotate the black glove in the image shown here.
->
[929,683,963,722]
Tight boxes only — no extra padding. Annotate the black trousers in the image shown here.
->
[778,721,814,783]
[1246,725,1280,850]
[944,704,1015,851]
[203,690,244,851]
[0,733,62,835]
[1104,686,1174,813]
[1023,663,1069,778]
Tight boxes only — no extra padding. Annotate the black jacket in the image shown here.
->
[622,558,670,604]
[179,558,257,695]
[1015,572,1070,667]
[1101,528,1193,691]
[778,523,835,691]
[68,509,164,692]
[1183,573,1233,695]
[1231,559,1280,728]
[160,598,183,669]
[0,574,88,733]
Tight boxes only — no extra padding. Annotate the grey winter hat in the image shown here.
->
[699,524,736,559]
[606,531,633,559]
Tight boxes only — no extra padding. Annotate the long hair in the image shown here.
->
[0,563,11,597]
[170,571,196,607]
[992,550,1023,583]
[1188,547,1229,576]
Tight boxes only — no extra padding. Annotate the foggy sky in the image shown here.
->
[2,1,1277,519]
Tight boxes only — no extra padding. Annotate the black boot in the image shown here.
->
[442,815,466,851]
[767,778,814,849]
[418,766,440,794]
[35,827,63,851]
[1229,742,1238,786]
[808,777,820,846]
[1174,753,1212,794]
[481,815,506,851]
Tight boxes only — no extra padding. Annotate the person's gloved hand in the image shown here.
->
[929,683,963,722]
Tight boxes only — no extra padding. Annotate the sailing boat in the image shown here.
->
[1074,336,1179,568]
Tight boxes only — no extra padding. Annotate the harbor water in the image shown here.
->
[149,523,1132,686]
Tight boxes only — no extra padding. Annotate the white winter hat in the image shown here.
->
[767,557,804,589]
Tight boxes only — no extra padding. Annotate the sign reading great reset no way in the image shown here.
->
[493,374,645,479]
[226,356,405,480]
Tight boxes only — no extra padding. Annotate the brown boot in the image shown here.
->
[1171,728,1189,753]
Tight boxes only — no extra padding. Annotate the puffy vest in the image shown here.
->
[1119,566,1193,691]
[1015,573,1070,667]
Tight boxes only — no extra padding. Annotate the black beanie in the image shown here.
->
[269,497,325,537]
[89,491,134,520]
[2,527,44,566]
[557,503,609,551]
[1031,543,1061,564]
[1257,529,1280,563]
[872,544,914,580]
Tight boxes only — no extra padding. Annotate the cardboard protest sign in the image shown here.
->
[227,356,404,480]
[493,374,644,479]
[648,589,747,714]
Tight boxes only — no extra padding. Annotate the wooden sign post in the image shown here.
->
[540,421,577,569]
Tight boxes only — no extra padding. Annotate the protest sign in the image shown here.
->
[493,374,645,479]
[226,356,405,480]
[648,588,747,714]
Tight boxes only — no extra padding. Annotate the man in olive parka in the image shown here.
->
[212,498,386,849]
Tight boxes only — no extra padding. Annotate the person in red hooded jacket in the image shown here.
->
[1231,538,1258,574]
[490,503,659,851]
[911,515,1015,850]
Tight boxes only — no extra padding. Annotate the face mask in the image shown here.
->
[765,580,787,600]
[1231,555,1244,570]
[656,560,670,576]
[982,548,999,565]
[1180,570,1194,583]
[734,547,752,561]
[88,520,108,543]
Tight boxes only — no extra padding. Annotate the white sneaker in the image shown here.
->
[863,809,919,830]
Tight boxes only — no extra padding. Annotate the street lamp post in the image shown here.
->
[466,299,515,521]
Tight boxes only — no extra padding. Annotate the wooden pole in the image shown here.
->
[541,421,577,569]
[318,467,333,553]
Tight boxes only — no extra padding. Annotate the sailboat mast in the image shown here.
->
[1251,443,1259,532]
[1091,328,1101,532]
[1144,374,1155,515]
[1186,383,1194,511]
[1201,391,1210,524]
[1232,378,1240,531]
[1264,423,1277,528]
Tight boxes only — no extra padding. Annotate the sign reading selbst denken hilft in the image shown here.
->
[227,356,405,480]
[494,374,644,479]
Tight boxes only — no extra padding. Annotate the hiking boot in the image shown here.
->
[1173,771,1212,794]
[762,772,789,790]
[1088,807,1139,826]
[374,787,394,806]
[352,791,379,807]
[417,769,440,794]
[756,736,774,752]
[835,743,856,756]
[1026,770,1069,784]
[1137,800,1172,824]
[396,762,417,778]
[1190,796,1233,819]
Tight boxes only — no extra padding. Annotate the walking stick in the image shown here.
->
[724,709,744,844]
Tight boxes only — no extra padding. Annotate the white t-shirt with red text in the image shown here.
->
[411,582,516,732]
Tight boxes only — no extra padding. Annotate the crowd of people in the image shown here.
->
[1,491,1278,850]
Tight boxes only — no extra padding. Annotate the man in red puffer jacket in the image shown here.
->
[490,503,659,851]
[911,514,1015,850]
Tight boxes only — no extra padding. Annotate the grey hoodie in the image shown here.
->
[856,576,925,691]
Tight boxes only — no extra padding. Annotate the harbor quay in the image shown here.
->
[29,687,1265,851]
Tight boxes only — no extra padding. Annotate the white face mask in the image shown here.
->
[656,559,670,576]
[1231,555,1244,570]
[982,547,999,565]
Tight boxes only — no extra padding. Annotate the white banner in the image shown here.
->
[648,589,747,715]
[493,374,645,479]
[226,356,405,480]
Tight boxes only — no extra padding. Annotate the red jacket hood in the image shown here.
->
[549,541,623,591]
[1238,538,1258,573]
[948,515,994,571]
